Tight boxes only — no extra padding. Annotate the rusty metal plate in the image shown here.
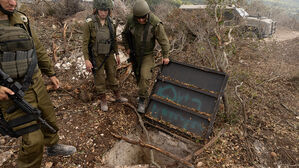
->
[152,78,217,115]
[147,96,210,136]
[158,61,226,93]
[145,61,228,140]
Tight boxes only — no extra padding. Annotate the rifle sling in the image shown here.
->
[21,48,37,92]
[22,14,37,92]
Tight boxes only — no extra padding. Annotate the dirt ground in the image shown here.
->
[1,6,299,168]
[265,26,299,42]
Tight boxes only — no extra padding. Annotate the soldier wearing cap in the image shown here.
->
[82,0,128,112]
[0,0,76,167]
[122,0,170,113]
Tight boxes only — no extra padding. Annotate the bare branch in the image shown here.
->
[123,103,161,168]
[111,132,194,168]
[235,82,247,123]
[52,41,58,63]
[63,23,68,52]
[206,36,219,70]
[224,28,234,46]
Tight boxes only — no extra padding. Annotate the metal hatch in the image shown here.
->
[144,61,228,140]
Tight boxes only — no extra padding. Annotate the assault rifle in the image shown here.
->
[0,69,57,133]
[88,43,97,74]
[88,40,112,74]
[127,32,138,74]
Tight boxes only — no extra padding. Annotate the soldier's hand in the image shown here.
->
[115,54,120,65]
[162,58,170,65]
[126,49,130,55]
[50,76,60,90]
[0,86,14,101]
[85,60,93,72]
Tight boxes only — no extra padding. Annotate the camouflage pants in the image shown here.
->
[0,75,59,168]
[134,54,155,98]
[94,54,119,95]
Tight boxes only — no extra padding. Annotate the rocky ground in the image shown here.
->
[1,3,298,168]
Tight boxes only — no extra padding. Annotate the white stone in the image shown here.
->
[196,162,204,167]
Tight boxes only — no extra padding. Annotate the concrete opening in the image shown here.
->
[102,127,197,167]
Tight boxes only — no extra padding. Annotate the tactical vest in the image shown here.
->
[0,13,40,138]
[0,25,35,79]
[92,15,113,55]
[127,13,160,57]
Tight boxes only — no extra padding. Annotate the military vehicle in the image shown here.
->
[179,5,276,38]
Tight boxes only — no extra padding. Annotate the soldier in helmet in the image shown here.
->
[82,0,128,112]
[122,0,170,113]
[0,0,76,167]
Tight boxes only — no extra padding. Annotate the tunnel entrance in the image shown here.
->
[102,127,197,167]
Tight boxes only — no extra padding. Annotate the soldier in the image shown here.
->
[82,0,128,112]
[122,0,170,113]
[0,0,76,167]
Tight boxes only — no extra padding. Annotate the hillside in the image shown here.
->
[181,0,299,14]
[1,1,298,168]
[262,0,299,14]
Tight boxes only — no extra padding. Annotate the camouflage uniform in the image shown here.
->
[122,13,170,98]
[82,15,119,95]
[0,12,59,168]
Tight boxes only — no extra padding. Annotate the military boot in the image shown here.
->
[137,97,145,113]
[100,94,108,112]
[47,144,76,156]
[114,91,128,103]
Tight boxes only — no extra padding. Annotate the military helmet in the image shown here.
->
[133,0,150,17]
[93,0,114,10]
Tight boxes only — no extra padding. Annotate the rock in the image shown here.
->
[0,138,5,145]
[65,85,72,91]
[0,150,13,166]
[115,165,150,168]
[196,162,204,167]
[270,152,277,158]
[12,161,16,167]
[45,162,53,168]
